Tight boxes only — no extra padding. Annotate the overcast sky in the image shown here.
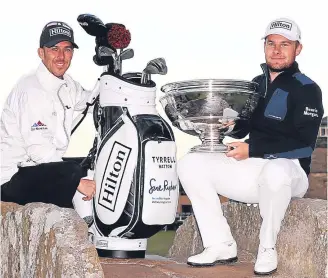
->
[1,0,327,158]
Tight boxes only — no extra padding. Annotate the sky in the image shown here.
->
[1,0,327,159]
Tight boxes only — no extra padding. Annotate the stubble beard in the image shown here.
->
[266,60,293,73]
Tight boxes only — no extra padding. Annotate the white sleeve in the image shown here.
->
[17,90,62,164]
[73,81,94,113]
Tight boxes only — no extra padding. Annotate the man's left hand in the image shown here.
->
[226,142,249,160]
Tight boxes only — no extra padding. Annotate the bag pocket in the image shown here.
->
[141,140,179,225]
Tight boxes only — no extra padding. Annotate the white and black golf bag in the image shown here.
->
[72,13,179,258]
[73,72,179,258]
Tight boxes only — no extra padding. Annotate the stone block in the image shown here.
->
[0,202,104,278]
[168,198,327,278]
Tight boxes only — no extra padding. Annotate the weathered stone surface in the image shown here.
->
[167,214,203,261]
[306,173,327,200]
[306,147,327,200]
[168,198,327,278]
[100,256,296,278]
[1,202,104,278]
[310,147,327,173]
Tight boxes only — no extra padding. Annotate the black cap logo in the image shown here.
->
[49,27,72,37]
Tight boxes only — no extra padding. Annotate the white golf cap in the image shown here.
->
[262,18,301,42]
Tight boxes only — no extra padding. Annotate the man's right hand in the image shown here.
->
[77,179,96,201]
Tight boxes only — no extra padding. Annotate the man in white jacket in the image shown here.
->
[1,21,96,208]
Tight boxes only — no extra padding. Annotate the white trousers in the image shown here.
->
[177,153,308,249]
[73,174,94,223]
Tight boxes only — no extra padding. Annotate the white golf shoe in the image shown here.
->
[254,245,278,275]
[187,240,238,267]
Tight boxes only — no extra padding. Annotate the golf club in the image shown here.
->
[141,58,167,84]
[117,48,134,75]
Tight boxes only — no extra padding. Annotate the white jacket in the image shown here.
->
[1,63,91,185]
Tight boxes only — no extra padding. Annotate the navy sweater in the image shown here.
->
[232,62,324,175]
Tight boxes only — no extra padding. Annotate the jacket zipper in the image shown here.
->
[260,64,269,98]
[57,83,70,144]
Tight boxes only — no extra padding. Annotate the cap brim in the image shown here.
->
[43,38,79,49]
[261,32,301,43]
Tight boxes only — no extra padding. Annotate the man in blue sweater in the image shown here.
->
[177,17,324,275]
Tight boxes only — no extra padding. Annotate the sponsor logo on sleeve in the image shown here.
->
[303,107,319,118]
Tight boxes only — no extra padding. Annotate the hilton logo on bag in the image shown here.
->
[98,142,131,211]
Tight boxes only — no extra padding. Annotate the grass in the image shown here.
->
[146,230,176,257]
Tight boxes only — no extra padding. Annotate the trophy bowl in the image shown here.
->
[160,79,260,153]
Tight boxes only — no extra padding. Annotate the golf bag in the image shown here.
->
[74,72,179,258]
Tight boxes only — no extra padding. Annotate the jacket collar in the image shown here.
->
[260,61,300,79]
[36,62,68,93]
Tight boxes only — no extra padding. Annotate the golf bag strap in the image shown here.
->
[71,79,101,135]
[71,100,97,135]
[80,137,98,170]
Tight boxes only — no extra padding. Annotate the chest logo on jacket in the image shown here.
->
[31,120,48,131]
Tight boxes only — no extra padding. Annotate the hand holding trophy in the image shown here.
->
[160,79,260,153]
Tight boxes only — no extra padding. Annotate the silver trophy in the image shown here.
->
[160,79,260,153]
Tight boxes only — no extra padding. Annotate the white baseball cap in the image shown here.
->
[262,18,301,42]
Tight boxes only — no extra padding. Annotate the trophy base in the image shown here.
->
[190,143,228,153]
